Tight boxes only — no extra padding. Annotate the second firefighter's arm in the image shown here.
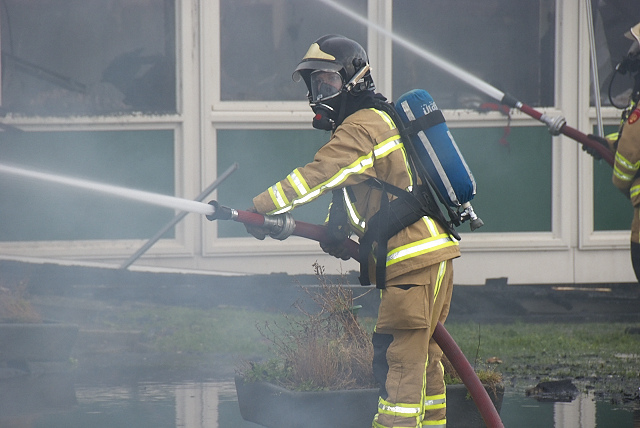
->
[613,109,640,204]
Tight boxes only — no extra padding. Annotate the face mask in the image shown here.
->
[311,95,342,131]
[310,71,343,103]
[312,104,336,130]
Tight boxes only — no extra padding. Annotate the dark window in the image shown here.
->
[591,0,640,106]
[1,0,176,116]
[392,0,555,109]
[220,0,367,101]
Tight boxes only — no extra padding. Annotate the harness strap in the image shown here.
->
[401,109,445,137]
[359,179,430,288]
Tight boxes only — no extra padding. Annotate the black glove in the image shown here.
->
[584,134,610,160]
[244,206,271,240]
[319,239,351,261]
[319,190,352,260]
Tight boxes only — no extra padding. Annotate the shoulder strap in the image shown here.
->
[357,100,462,288]
[372,99,463,231]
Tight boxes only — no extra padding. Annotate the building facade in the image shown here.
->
[0,0,637,284]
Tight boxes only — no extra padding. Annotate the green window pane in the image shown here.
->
[216,129,331,237]
[0,130,175,241]
[218,126,552,237]
[452,126,552,232]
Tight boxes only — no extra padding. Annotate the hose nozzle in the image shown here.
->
[206,200,237,221]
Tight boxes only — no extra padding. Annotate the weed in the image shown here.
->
[0,278,41,323]
[240,263,376,391]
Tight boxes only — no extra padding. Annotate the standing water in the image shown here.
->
[1,378,637,427]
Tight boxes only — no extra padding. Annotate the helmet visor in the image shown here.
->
[310,70,343,102]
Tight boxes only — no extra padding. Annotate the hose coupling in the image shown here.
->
[263,212,296,240]
[540,114,566,136]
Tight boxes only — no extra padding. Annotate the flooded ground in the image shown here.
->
[1,377,638,428]
[1,260,639,427]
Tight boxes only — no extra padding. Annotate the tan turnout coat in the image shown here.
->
[253,107,460,284]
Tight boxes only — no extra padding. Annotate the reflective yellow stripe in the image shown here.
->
[423,393,446,410]
[343,188,366,232]
[615,152,640,172]
[631,184,640,199]
[386,233,458,266]
[269,154,375,214]
[371,108,395,129]
[268,183,289,209]
[374,134,403,158]
[614,166,635,182]
[433,261,446,302]
[378,397,422,417]
[419,350,429,421]
[424,216,439,236]
[420,420,446,427]
[287,169,309,197]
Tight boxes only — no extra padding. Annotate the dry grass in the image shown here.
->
[0,279,42,323]
[244,263,376,391]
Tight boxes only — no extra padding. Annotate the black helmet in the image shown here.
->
[293,34,375,97]
[625,23,640,55]
[616,23,640,76]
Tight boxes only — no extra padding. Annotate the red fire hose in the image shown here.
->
[207,201,505,428]
[500,93,614,168]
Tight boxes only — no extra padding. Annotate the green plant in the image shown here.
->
[240,263,376,391]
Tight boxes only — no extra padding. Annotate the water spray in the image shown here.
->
[0,162,357,254]
[0,163,216,216]
[120,163,239,270]
[317,0,614,167]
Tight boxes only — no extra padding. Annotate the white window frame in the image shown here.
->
[0,0,199,263]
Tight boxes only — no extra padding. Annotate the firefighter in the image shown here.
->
[245,34,460,428]
[589,22,640,282]
[613,22,640,282]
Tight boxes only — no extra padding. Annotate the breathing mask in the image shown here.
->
[308,70,344,131]
[293,35,376,130]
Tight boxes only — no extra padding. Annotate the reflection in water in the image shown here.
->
[0,376,637,428]
[554,393,596,427]
[0,374,77,427]
[175,383,218,428]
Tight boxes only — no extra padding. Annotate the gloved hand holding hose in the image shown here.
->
[319,239,352,260]
[206,200,355,248]
[583,134,613,161]
[244,206,271,240]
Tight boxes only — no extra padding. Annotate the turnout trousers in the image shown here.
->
[372,259,454,428]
